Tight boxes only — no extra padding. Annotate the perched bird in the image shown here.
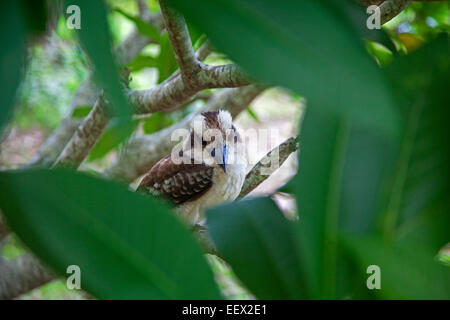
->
[137,110,247,226]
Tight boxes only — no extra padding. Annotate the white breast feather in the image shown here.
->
[178,162,246,226]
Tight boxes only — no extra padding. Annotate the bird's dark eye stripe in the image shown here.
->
[202,139,207,147]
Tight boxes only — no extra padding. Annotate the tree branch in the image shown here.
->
[0,254,55,300]
[159,0,199,81]
[195,40,214,61]
[379,0,413,24]
[128,63,250,115]
[239,137,299,198]
[53,97,108,168]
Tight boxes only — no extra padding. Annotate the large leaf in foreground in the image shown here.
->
[379,35,450,248]
[292,103,398,298]
[168,0,398,137]
[292,36,450,299]
[207,198,306,299]
[0,1,26,130]
[65,0,131,121]
[341,235,450,299]
[0,169,221,299]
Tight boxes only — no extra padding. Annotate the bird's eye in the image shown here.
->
[202,139,207,147]
[210,148,215,157]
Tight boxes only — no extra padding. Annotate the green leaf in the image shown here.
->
[366,41,393,67]
[142,112,174,134]
[0,1,26,131]
[0,169,221,299]
[291,35,450,299]
[207,198,307,299]
[71,105,93,118]
[193,33,207,51]
[157,34,178,83]
[167,0,399,138]
[337,1,395,52]
[292,97,400,298]
[17,0,47,37]
[246,107,260,123]
[379,35,450,247]
[88,118,139,161]
[114,8,161,42]
[66,0,131,120]
[341,234,450,299]
[292,108,351,299]
[128,54,158,72]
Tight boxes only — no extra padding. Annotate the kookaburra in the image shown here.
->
[137,110,247,226]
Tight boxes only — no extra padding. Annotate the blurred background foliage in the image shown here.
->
[0,0,448,299]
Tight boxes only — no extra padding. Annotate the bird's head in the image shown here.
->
[186,110,245,173]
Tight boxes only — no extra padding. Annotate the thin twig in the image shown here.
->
[239,137,299,198]
[159,0,199,81]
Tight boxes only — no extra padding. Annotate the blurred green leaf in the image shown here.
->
[366,41,393,67]
[291,35,450,300]
[71,105,93,118]
[0,1,26,131]
[167,0,399,138]
[437,245,450,267]
[341,234,450,299]
[339,1,396,52]
[378,35,450,249]
[193,34,207,51]
[88,118,140,161]
[186,22,203,46]
[246,107,260,123]
[17,0,47,37]
[114,8,161,42]
[157,34,178,83]
[0,169,221,299]
[128,54,158,72]
[292,107,351,299]
[292,87,400,298]
[398,33,425,53]
[65,0,131,120]
[142,112,174,134]
[207,198,307,299]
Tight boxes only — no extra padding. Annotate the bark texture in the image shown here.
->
[53,98,109,168]
[239,137,299,198]
[379,0,413,24]
[0,254,54,300]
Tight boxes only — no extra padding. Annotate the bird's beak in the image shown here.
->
[220,145,227,173]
